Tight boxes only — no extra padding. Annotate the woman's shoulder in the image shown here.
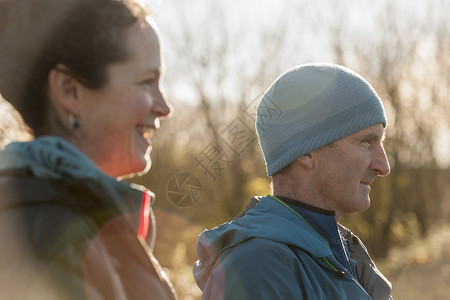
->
[0,167,104,248]
[0,167,117,211]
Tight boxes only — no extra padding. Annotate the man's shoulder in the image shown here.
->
[205,237,315,299]
[220,236,305,269]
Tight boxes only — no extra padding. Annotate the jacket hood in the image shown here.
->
[0,136,154,213]
[193,196,334,289]
[0,136,101,179]
[0,136,156,243]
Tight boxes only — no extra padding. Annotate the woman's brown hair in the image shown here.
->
[0,0,148,136]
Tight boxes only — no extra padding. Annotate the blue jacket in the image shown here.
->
[193,196,391,300]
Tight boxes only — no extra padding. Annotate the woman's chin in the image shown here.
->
[138,159,152,176]
[116,157,151,180]
[134,156,152,177]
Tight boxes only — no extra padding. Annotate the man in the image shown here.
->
[193,63,393,300]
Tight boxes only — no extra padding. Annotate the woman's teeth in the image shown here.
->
[137,126,154,141]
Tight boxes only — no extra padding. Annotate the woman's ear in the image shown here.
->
[47,64,80,115]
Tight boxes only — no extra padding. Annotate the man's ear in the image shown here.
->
[295,152,315,169]
[47,64,80,115]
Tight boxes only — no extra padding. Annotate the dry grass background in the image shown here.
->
[379,225,450,300]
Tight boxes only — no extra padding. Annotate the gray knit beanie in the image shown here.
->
[256,63,387,176]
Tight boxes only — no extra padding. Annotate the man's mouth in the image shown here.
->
[360,176,375,186]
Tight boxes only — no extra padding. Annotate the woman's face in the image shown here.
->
[76,21,171,178]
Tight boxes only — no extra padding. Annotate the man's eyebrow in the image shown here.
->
[360,131,385,142]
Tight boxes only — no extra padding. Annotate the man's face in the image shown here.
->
[313,124,390,220]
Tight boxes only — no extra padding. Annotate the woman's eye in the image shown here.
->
[141,79,155,86]
[140,72,160,88]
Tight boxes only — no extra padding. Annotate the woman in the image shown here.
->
[0,0,177,299]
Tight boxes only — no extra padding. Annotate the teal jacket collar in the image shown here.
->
[0,136,153,218]
[201,196,333,258]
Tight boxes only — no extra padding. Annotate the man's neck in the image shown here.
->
[272,189,343,222]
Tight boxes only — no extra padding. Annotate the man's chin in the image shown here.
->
[359,196,371,212]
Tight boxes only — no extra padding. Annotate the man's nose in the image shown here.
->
[371,144,390,176]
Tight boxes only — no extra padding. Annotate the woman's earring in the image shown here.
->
[69,114,80,129]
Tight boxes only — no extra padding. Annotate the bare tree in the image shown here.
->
[144,0,296,224]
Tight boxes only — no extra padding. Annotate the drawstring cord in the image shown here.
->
[138,191,152,239]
